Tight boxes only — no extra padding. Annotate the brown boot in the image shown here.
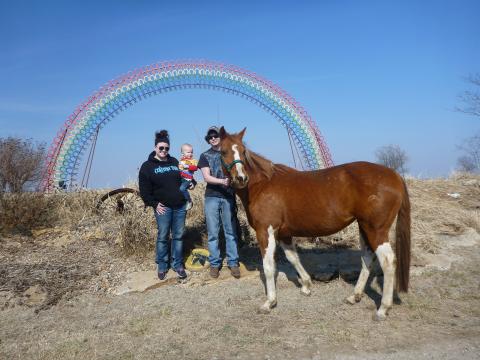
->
[209,266,220,278]
[229,266,241,279]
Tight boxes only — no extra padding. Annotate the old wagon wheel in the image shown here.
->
[95,188,145,215]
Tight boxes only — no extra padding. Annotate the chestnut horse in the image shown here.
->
[219,127,411,321]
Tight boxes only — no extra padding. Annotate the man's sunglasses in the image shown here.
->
[207,134,219,141]
[157,146,170,151]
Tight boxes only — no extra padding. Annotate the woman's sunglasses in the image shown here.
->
[157,146,170,151]
[208,134,219,141]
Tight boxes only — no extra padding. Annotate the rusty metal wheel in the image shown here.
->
[95,188,145,215]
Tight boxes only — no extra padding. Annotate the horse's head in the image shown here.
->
[219,126,249,189]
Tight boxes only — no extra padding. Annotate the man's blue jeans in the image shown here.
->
[204,196,239,268]
[154,205,186,272]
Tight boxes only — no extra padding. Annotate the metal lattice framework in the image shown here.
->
[41,60,334,191]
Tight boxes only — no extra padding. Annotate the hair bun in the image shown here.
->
[156,130,169,139]
[155,130,170,145]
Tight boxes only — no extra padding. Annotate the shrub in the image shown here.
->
[0,192,59,233]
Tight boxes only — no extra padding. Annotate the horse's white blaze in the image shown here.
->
[375,242,395,319]
[232,144,246,179]
[281,242,312,295]
[262,225,277,310]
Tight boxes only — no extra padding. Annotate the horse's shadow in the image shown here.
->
[183,228,402,307]
[240,245,401,308]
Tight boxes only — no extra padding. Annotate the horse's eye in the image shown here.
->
[221,151,226,155]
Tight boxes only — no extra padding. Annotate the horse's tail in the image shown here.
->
[395,179,411,293]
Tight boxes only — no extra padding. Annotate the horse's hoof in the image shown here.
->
[344,295,356,305]
[257,301,276,314]
[257,306,271,314]
[301,287,311,297]
[373,312,387,322]
[345,294,362,304]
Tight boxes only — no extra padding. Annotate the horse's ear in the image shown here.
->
[219,126,226,139]
[238,127,246,140]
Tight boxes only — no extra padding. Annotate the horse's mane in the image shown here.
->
[244,149,292,180]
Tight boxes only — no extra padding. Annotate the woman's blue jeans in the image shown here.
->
[154,205,186,272]
[204,196,239,268]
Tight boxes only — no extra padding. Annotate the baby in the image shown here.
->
[179,143,198,210]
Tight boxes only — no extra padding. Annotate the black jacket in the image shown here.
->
[138,152,185,209]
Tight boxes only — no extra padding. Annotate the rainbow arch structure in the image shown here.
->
[42,60,334,191]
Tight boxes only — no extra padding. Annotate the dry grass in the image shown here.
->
[116,209,156,255]
[0,190,103,235]
[1,174,478,258]
[0,192,60,233]
[407,173,480,254]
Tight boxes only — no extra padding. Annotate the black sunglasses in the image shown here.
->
[157,146,170,151]
[208,134,219,141]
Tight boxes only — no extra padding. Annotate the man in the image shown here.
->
[198,126,241,279]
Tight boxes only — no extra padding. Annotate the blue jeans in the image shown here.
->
[204,196,239,268]
[154,205,187,272]
[179,178,192,202]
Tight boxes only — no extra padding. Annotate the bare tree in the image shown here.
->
[457,131,480,173]
[455,74,479,172]
[456,73,480,118]
[0,137,46,193]
[375,144,408,176]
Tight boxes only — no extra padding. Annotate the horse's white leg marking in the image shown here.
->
[260,225,277,313]
[375,242,395,321]
[280,242,312,296]
[232,144,246,179]
[346,234,374,304]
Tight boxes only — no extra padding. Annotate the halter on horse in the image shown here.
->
[219,127,411,321]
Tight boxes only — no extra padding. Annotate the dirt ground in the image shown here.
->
[1,225,479,360]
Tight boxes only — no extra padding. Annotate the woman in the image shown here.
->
[138,130,188,280]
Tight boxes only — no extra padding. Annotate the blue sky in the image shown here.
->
[0,0,478,188]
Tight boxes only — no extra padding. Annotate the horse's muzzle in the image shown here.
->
[234,175,249,189]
